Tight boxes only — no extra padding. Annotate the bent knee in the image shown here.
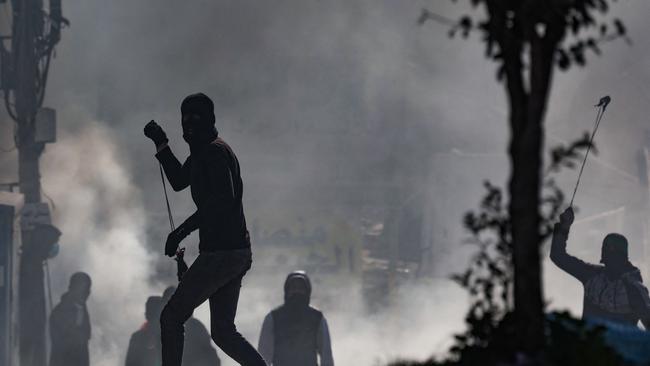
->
[211,324,238,345]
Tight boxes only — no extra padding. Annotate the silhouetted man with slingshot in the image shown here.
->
[144,93,266,366]
[551,96,650,327]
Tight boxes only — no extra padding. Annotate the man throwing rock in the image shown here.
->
[144,93,266,366]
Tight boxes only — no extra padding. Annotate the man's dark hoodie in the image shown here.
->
[258,271,334,366]
[154,93,249,253]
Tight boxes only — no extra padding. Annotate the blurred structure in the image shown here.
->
[0,192,22,366]
[0,1,67,365]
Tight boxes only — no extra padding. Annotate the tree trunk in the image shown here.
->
[506,31,557,356]
[509,109,544,354]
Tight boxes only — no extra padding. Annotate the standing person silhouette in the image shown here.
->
[125,296,164,366]
[258,271,334,366]
[551,207,650,326]
[144,93,266,366]
[49,272,92,366]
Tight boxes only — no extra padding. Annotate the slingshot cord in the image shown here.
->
[159,164,175,231]
[570,105,607,207]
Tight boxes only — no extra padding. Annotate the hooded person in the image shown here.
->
[258,271,334,366]
[143,94,265,366]
[551,207,650,326]
[162,286,221,366]
[125,296,164,366]
[49,272,92,366]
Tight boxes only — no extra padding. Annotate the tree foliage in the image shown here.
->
[418,0,628,356]
[448,137,590,356]
[390,312,625,366]
[419,0,629,78]
[389,138,627,365]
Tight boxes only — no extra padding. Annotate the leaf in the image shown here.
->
[571,44,586,66]
[557,48,570,70]
[614,18,626,36]
[496,64,506,81]
[586,38,601,55]
[460,16,473,31]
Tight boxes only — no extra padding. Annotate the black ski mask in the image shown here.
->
[284,271,311,308]
[600,233,629,268]
[180,93,218,146]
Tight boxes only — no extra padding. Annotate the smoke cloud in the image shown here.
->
[0,0,649,365]
[41,115,157,366]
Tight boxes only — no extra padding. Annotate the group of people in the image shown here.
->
[144,92,650,365]
[125,270,333,366]
[48,91,650,366]
[48,92,336,366]
[48,270,334,366]
[125,285,221,366]
[143,92,334,366]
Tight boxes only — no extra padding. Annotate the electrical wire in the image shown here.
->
[41,187,56,212]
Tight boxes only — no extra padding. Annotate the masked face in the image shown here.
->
[70,282,91,304]
[600,233,628,268]
[182,113,213,145]
[285,278,310,307]
[180,93,217,145]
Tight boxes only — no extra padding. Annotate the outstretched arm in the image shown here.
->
[549,208,599,282]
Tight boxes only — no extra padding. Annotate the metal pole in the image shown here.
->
[14,1,46,365]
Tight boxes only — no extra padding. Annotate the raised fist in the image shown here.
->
[144,120,168,147]
[559,207,574,229]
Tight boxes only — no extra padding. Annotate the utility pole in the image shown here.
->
[0,1,67,365]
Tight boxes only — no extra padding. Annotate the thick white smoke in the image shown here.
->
[211,265,468,366]
[41,116,157,366]
[1,0,648,365]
